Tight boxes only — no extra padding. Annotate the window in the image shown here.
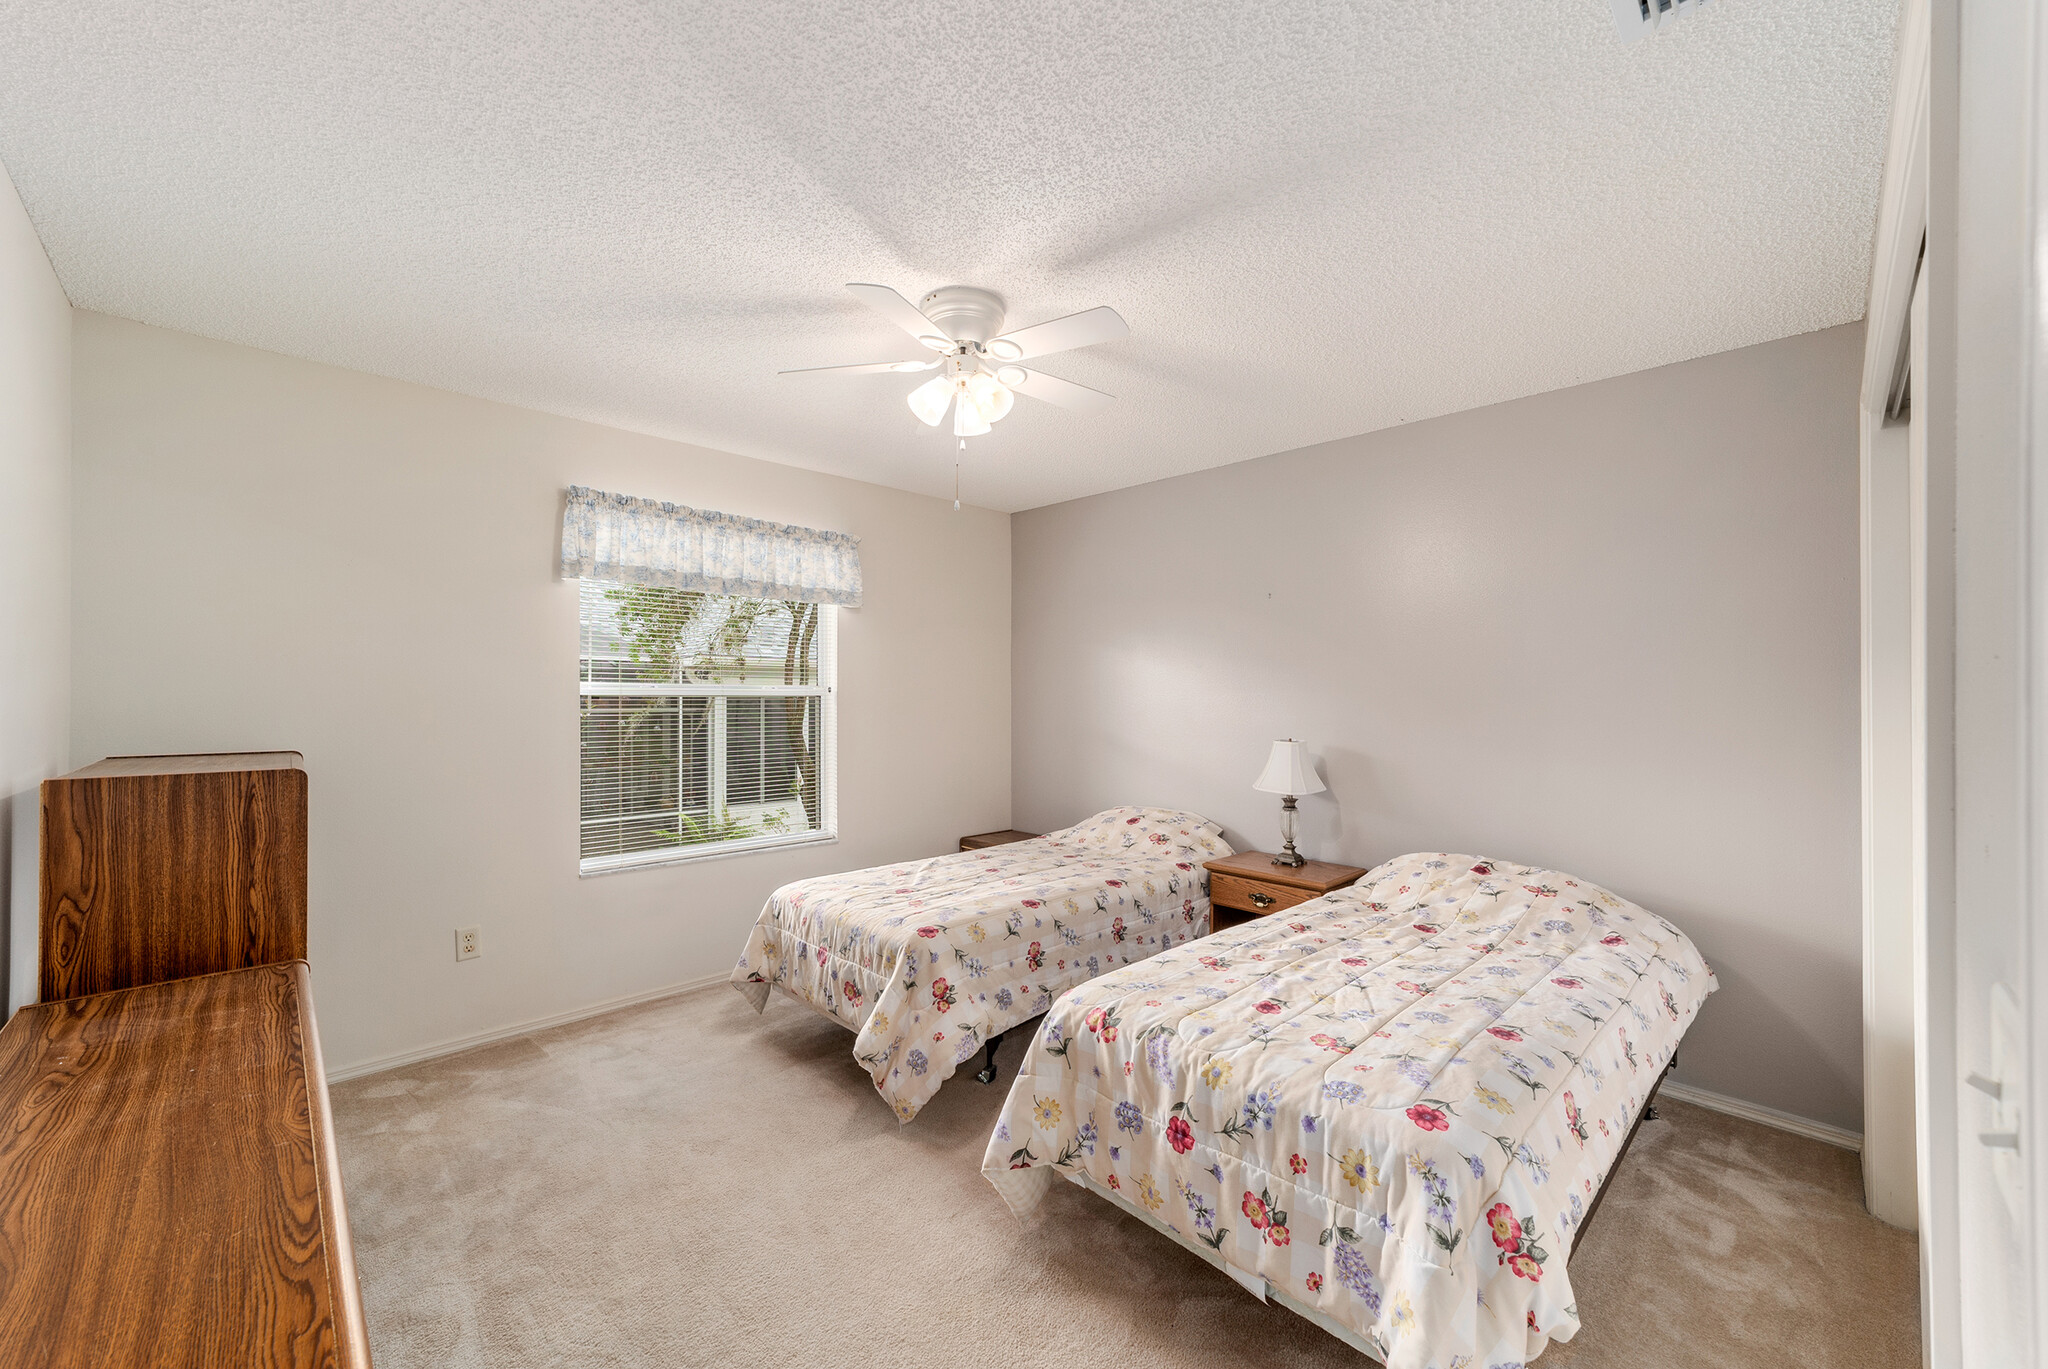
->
[578,579,835,871]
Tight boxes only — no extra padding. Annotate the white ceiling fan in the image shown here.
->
[781,284,1128,440]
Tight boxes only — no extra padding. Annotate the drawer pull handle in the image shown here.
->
[1249,891,1275,908]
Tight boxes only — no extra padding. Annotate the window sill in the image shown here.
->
[578,832,839,878]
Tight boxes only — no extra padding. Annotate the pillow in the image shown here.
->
[1048,806,1232,857]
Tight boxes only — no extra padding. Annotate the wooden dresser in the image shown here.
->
[40,752,307,1001]
[0,962,370,1368]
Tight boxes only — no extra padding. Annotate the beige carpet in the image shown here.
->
[331,987,1920,1368]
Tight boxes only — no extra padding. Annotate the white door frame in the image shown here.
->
[1858,0,1930,1237]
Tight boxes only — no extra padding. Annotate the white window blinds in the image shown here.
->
[578,579,836,871]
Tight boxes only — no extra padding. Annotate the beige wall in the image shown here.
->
[62,306,1863,1126]
[1011,323,1865,1132]
[0,165,69,1016]
[70,312,1011,1073]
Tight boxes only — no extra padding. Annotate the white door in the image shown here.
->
[1948,0,2045,1356]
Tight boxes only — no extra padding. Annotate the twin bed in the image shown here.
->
[731,823,1715,1366]
[731,806,1231,1120]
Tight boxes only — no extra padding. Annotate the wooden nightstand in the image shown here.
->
[959,829,1042,852]
[1203,851,1368,918]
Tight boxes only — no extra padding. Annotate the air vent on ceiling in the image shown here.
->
[1611,0,1707,41]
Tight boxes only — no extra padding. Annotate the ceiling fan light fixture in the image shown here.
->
[907,374,955,426]
[963,371,1014,423]
[953,389,993,437]
[794,282,1125,431]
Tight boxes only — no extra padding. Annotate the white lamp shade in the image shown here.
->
[907,374,955,427]
[964,371,1014,422]
[952,389,993,436]
[1252,739,1325,796]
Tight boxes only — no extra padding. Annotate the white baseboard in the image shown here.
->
[324,971,731,1084]
[1659,1081,1863,1153]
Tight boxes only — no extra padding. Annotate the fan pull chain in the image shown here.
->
[954,460,961,512]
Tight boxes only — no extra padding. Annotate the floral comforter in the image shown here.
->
[982,853,1715,1369]
[731,808,1233,1121]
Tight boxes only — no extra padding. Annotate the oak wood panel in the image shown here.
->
[40,754,307,1001]
[0,963,371,1368]
[1201,850,1369,894]
[1209,870,1319,917]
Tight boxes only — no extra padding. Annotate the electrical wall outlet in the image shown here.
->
[456,925,482,961]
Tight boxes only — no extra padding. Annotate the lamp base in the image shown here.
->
[1270,793,1307,866]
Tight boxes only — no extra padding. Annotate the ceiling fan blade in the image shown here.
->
[846,283,955,350]
[779,358,938,376]
[1005,367,1114,416]
[987,305,1128,361]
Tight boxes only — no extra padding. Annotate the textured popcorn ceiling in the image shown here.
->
[0,1,1896,512]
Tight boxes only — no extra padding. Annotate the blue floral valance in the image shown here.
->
[560,486,862,607]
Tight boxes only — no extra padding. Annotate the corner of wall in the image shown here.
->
[0,158,72,1016]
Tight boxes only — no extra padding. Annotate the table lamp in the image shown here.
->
[1253,738,1325,867]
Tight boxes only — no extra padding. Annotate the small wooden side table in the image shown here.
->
[1204,850,1368,918]
[959,829,1042,852]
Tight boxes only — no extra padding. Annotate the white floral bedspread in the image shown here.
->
[982,853,1716,1368]
[731,808,1233,1121]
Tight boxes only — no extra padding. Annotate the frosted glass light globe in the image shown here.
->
[953,386,993,436]
[964,372,1014,423]
[907,374,955,427]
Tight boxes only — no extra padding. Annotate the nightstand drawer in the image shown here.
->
[1210,871,1315,917]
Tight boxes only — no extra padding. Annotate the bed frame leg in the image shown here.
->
[1643,1054,1677,1122]
[975,1031,1006,1085]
